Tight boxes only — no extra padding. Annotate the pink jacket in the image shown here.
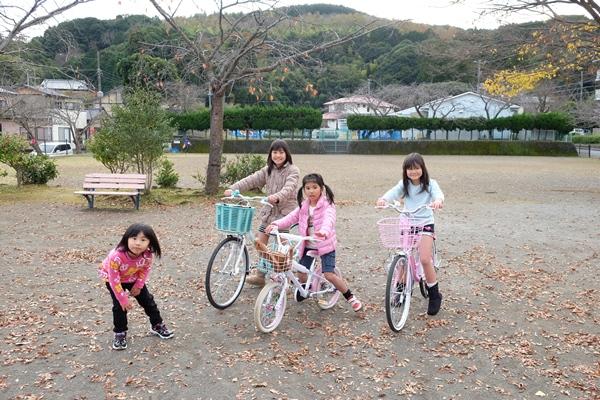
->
[99,248,153,308]
[272,194,336,256]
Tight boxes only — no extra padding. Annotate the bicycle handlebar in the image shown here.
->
[375,202,432,214]
[221,189,273,207]
[268,227,321,247]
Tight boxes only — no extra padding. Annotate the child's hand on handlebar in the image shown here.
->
[265,224,276,233]
[430,200,444,210]
[376,198,387,207]
[315,231,327,239]
[267,195,279,205]
[224,189,232,197]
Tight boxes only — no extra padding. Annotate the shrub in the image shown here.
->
[20,155,59,184]
[0,135,59,185]
[220,154,266,185]
[155,158,179,188]
[572,135,600,144]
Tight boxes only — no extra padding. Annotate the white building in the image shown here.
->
[322,95,400,130]
[395,91,523,119]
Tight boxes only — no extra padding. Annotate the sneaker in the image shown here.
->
[347,295,363,312]
[246,270,265,287]
[112,332,127,350]
[150,323,174,339]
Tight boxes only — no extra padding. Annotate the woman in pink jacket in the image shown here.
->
[267,173,362,312]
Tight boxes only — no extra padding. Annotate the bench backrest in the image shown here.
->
[83,173,146,190]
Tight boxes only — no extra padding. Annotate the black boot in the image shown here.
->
[427,283,442,316]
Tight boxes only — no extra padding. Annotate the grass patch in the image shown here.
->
[144,187,207,206]
[0,184,80,205]
[0,183,210,209]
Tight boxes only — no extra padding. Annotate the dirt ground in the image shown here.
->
[1,154,599,400]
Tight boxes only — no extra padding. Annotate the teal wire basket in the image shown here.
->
[215,203,255,234]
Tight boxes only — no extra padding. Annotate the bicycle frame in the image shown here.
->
[265,230,334,300]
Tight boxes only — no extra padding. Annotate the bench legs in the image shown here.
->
[80,193,141,210]
[82,194,95,209]
[130,194,141,210]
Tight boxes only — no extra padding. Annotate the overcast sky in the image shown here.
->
[8,0,591,38]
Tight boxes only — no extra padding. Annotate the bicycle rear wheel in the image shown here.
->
[205,236,248,309]
[254,281,287,333]
[311,263,341,310]
[385,255,412,332]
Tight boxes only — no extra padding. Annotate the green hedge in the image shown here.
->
[572,135,600,144]
[347,112,574,134]
[185,139,576,156]
[169,105,321,131]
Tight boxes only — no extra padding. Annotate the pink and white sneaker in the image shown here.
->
[347,295,363,312]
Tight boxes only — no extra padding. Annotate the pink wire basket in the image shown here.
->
[377,216,424,249]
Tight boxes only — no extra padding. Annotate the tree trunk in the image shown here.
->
[205,91,225,195]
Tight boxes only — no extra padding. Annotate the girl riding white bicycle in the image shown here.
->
[376,153,444,316]
[267,173,363,312]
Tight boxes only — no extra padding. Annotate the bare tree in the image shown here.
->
[376,81,471,118]
[49,98,90,153]
[0,0,96,54]
[6,93,52,153]
[479,0,600,25]
[163,82,203,112]
[149,0,389,194]
[570,97,600,127]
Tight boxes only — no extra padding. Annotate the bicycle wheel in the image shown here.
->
[311,263,341,310]
[254,281,287,333]
[385,255,412,332]
[205,236,248,309]
[419,279,429,298]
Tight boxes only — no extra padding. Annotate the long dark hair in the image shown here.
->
[297,173,335,206]
[402,152,430,197]
[267,139,292,175]
[116,223,162,258]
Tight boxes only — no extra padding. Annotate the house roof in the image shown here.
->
[424,91,520,108]
[40,79,90,91]
[324,95,399,109]
[396,91,521,115]
[15,85,68,97]
[0,87,17,95]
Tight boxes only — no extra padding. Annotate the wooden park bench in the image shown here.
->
[74,173,146,210]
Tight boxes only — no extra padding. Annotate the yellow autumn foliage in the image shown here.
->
[483,67,558,97]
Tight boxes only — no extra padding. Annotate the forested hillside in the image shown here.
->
[0,4,591,108]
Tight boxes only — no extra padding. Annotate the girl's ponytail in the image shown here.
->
[323,184,335,204]
[296,186,304,207]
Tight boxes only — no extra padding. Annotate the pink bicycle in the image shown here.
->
[377,203,441,332]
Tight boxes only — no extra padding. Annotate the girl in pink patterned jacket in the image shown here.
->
[267,173,363,312]
[99,223,173,350]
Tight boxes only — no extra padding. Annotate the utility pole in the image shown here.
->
[96,50,103,109]
[367,78,371,96]
[475,60,483,93]
[579,70,584,102]
[593,60,600,101]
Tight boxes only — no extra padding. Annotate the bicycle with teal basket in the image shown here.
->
[376,203,442,332]
[205,190,273,309]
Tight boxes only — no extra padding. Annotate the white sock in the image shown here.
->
[427,281,437,288]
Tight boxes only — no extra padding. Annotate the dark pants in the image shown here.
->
[106,282,163,333]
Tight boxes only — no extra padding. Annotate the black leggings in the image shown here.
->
[106,282,163,333]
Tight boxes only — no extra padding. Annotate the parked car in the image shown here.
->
[569,128,591,136]
[30,142,75,156]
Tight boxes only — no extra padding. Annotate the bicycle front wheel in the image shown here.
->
[205,236,248,309]
[385,255,412,332]
[311,263,342,310]
[254,281,287,333]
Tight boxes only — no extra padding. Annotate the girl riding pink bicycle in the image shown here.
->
[377,153,444,316]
